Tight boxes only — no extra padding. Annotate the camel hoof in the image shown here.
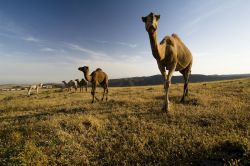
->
[161,104,169,112]
[180,98,185,103]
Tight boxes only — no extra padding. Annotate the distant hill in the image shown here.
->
[1,74,249,89]
[109,74,250,87]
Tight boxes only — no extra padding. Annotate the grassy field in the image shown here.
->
[0,78,249,165]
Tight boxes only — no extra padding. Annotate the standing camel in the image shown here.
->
[62,80,77,92]
[142,12,193,112]
[78,66,108,103]
[75,79,88,92]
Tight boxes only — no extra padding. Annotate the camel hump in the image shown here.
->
[171,33,183,43]
[171,33,180,39]
[160,36,175,46]
[96,68,102,71]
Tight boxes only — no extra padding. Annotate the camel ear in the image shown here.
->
[142,16,146,22]
[155,15,160,21]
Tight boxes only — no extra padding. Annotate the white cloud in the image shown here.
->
[95,40,137,48]
[41,47,55,52]
[192,52,250,75]
[67,43,109,59]
[115,41,137,48]
[0,14,42,44]
[23,36,41,42]
[181,4,233,36]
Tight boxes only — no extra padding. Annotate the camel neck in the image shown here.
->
[84,71,92,82]
[148,31,161,60]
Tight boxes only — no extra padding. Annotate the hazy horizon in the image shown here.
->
[1,0,250,84]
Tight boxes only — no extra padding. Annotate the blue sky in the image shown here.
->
[0,0,249,84]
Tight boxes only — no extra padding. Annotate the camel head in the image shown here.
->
[75,79,79,82]
[142,12,160,33]
[78,66,89,73]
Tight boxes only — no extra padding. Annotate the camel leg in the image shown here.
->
[85,85,87,92]
[180,65,192,103]
[162,65,176,112]
[106,88,108,101]
[36,87,39,94]
[163,80,170,111]
[101,88,105,101]
[28,87,32,96]
[158,62,176,112]
[157,63,168,111]
[91,83,97,103]
[163,67,175,112]
[181,70,191,103]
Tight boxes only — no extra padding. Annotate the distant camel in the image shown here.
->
[142,12,193,112]
[62,80,77,92]
[27,83,43,96]
[78,66,108,103]
[75,79,88,92]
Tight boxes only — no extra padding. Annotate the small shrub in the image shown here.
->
[211,140,248,164]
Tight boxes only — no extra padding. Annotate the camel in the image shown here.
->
[27,83,43,96]
[75,79,88,92]
[142,12,193,112]
[78,66,108,103]
[62,80,77,92]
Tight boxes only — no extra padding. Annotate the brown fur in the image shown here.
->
[142,12,193,112]
[78,66,108,103]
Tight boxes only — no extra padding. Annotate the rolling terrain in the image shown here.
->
[0,78,249,165]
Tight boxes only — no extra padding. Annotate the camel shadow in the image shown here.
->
[155,95,199,106]
[155,95,181,103]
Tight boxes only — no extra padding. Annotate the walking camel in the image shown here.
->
[75,79,88,92]
[142,12,193,112]
[78,66,108,103]
[27,83,43,96]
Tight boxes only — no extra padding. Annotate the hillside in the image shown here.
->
[0,78,249,165]
[109,74,250,87]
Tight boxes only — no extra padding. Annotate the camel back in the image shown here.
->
[91,69,108,85]
[96,68,102,71]
[172,34,192,69]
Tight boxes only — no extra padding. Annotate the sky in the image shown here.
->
[0,0,249,84]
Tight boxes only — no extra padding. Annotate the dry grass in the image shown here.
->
[0,78,249,165]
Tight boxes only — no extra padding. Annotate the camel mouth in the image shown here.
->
[147,25,156,33]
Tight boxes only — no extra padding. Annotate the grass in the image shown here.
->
[0,78,249,165]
